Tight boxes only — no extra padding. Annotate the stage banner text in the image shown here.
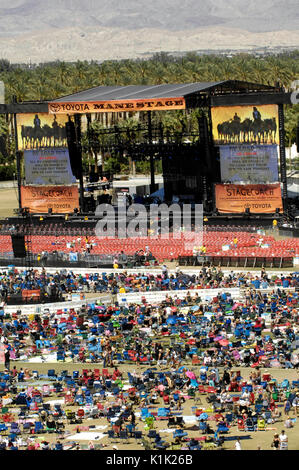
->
[24,148,76,185]
[48,97,186,114]
[215,183,283,214]
[219,144,279,184]
[21,185,79,214]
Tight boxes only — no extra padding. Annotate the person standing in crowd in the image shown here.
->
[279,430,288,450]
[235,438,242,450]
[162,264,168,279]
[292,393,299,416]
[4,347,10,370]
[233,237,238,249]
[271,434,280,450]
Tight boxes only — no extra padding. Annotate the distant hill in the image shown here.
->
[0,0,298,63]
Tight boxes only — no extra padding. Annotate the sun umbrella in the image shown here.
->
[198,413,209,421]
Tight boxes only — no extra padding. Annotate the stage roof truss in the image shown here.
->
[0,80,290,115]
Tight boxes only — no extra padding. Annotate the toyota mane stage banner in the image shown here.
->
[24,148,76,186]
[48,97,186,114]
[16,113,69,150]
[215,183,283,214]
[219,144,279,184]
[21,185,79,214]
[211,104,279,145]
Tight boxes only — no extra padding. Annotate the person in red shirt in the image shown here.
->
[112,366,122,379]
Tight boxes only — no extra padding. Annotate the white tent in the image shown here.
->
[288,184,299,198]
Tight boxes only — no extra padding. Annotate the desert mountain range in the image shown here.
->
[0,0,298,63]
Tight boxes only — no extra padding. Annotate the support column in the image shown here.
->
[147,111,155,194]
[12,96,22,211]
[74,114,84,212]
[278,103,288,212]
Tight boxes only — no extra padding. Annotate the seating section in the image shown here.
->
[0,225,298,262]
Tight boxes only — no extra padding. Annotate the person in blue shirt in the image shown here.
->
[252,278,261,289]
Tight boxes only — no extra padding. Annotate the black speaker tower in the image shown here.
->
[11,234,26,258]
[65,120,82,179]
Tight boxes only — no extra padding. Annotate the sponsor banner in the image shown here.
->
[117,288,242,305]
[215,183,283,214]
[16,113,68,150]
[22,289,41,300]
[219,144,279,184]
[211,104,279,145]
[24,148,76,185]
[48,97,186,114]
[21,185,79,214]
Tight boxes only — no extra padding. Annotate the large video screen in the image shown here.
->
[16,113,68,150]
[211,104,279,146]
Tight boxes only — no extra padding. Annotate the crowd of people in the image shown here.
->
[0,347,297,450]
[0,272,298,369]
[0,266,298,303]
[0,265,297,450]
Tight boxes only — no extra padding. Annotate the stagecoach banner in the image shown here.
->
[211,104,279,145]
[24,148,76,186]
[215,183,283,214]
[48,97,186,114]
[219,144,279,184]
[21,185,79,214]
[16,113,68,150]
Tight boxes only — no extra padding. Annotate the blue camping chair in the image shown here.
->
[157,407,170,418]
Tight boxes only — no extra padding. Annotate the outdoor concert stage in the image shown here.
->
[0,80,296,273]
[0,79,292,220]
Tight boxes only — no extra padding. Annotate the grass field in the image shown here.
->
[1,361,299,451]
[0,188,18,218]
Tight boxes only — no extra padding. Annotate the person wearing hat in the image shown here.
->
[285,416,294,428]
[271,433,280,450]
